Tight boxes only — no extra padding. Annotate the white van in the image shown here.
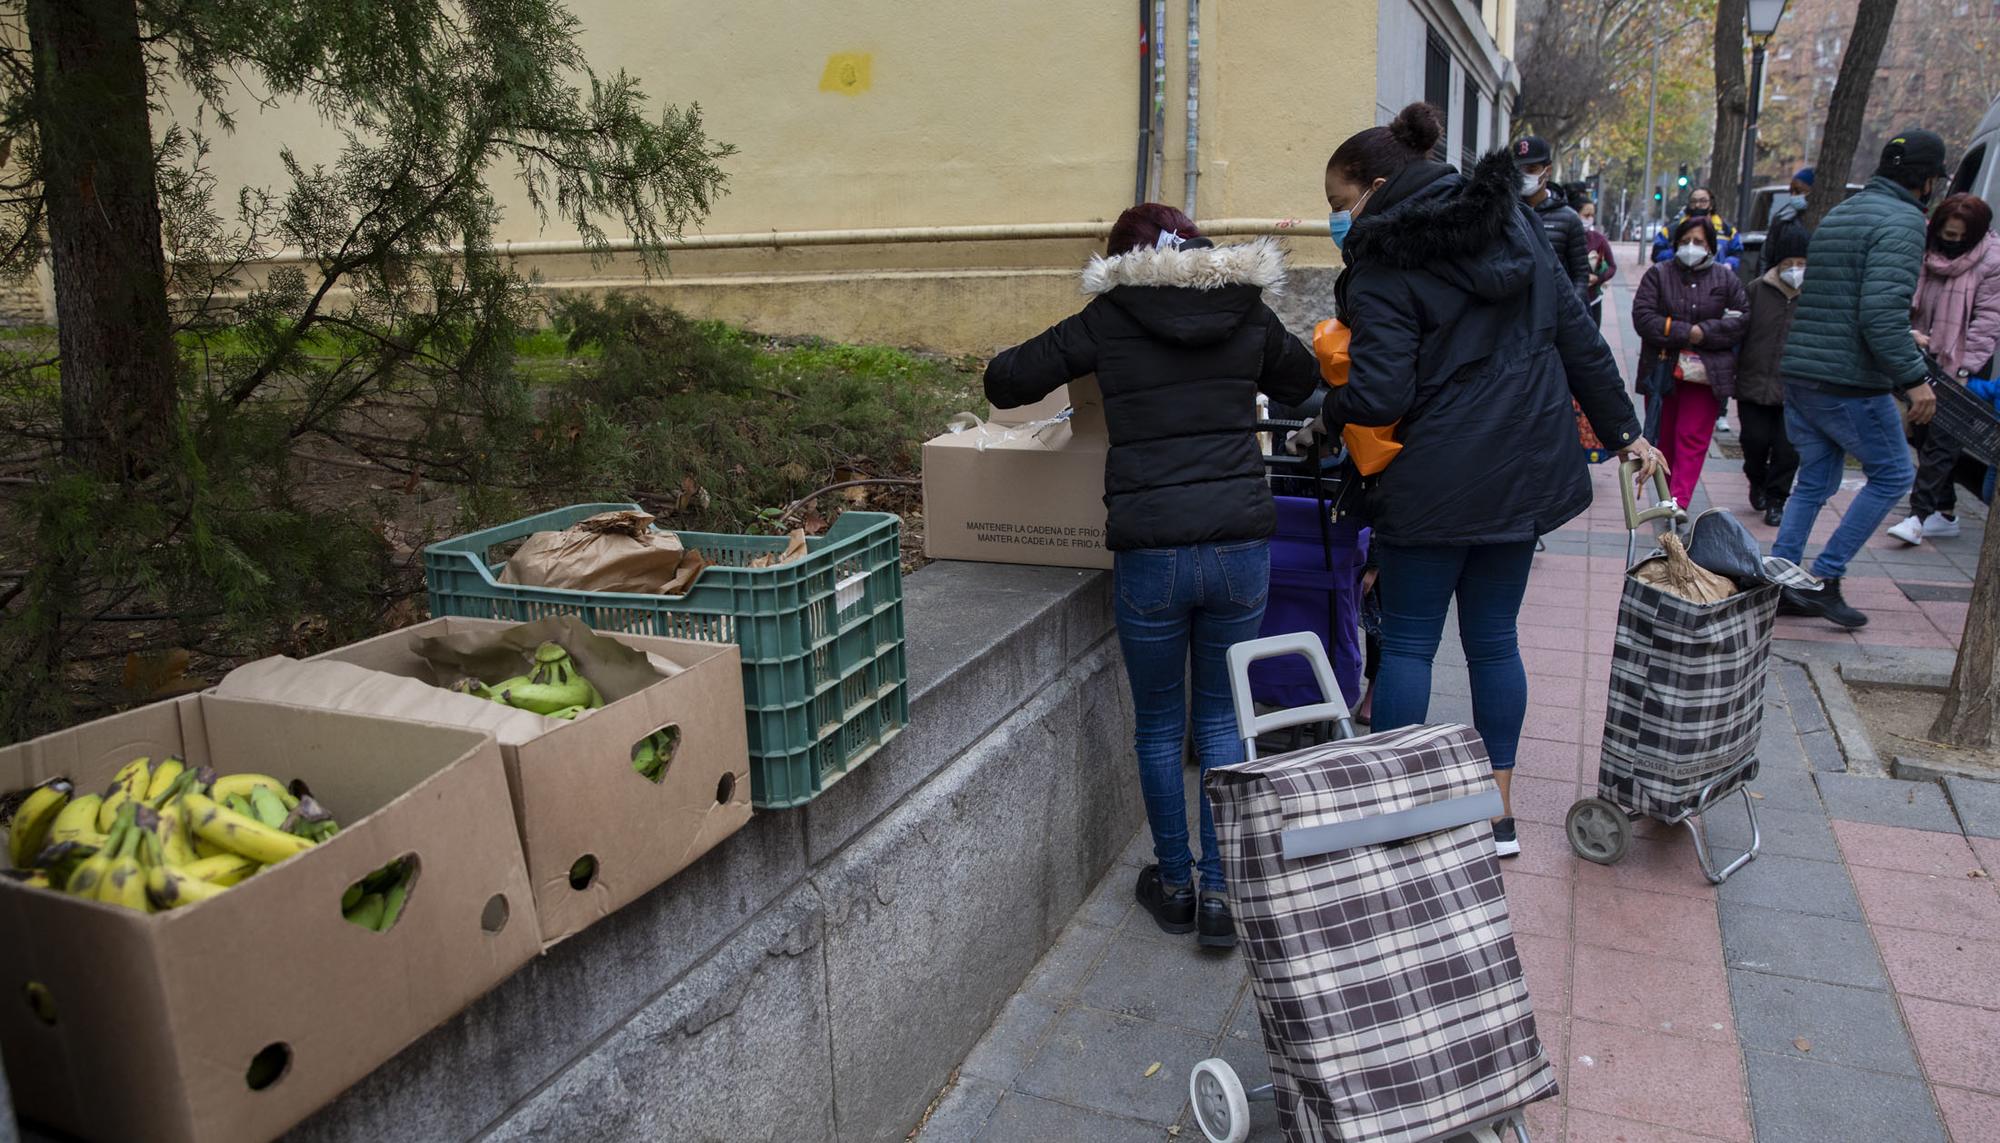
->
[1949,94,2000,201]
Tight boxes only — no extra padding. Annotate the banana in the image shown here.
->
[180,852,260,887]
[494,681,590,716]
[28,840,96,890]
[145,853,228,910]
[65,812,126,900]
[99,809,153,912]
[191,834,227,860]
[544,705,588,720]
[344,892,386,931]
[48,793,103,846]
[378,871,411,931]
[98,757,152,832]
[183,792,315,866]
[18,871,48,889]
[152,800,200,867]
[224,792,256,819]
[143,758,186,803]
[475,675,534,702]
[247,786,289,830]
[210,773,295,809]
[583,678,606,710]
[341,883,364,912]
[8,778,74,868]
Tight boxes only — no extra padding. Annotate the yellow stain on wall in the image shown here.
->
[820,53,872,94]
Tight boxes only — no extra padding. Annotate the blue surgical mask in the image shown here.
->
[1328,210,1353,249]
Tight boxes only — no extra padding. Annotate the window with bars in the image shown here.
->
[1461,81,1480,171]
[1424,30,1450,161]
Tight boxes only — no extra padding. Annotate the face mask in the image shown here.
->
[1581,216,1596,231]
[1786,193,1808,212]
[1520,173,1544,197]
[1328,210,1352,249]
[1937,237,1973,258]
[1686,203,1709,218]
[1780,266,1805,289]
[1676,243,1708,267]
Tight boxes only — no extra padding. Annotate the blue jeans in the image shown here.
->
[1113,541,1271,892]
[1371,541,1536,773]
[1773,384,1916,579]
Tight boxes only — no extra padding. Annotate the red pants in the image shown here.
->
[1654,383,1720,507]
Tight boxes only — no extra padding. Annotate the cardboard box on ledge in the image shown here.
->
[923,378,1113,570]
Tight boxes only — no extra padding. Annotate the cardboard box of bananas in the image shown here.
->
[4,759,345,914]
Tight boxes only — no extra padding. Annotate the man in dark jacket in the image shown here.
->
[1772,130,1945,628]
[1512,136,1591,303]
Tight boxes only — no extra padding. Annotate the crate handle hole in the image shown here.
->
[23,982,55,1026]
[715,772,737,806]
[569,854,598,890]
[480,893,512,933]
[631,724,681,785]
[341,855,420,933]
[246,1042,291,1091]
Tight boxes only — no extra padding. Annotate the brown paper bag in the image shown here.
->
[409,615,668,701]
[748,530,810,569]
[1634,533,1738,604]
[499,509,708,595]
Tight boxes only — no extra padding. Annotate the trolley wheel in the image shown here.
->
[1190,1057,1250,1143]
[1566,797,1632,866]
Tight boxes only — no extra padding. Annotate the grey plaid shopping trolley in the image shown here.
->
[1190,632,1557,1143]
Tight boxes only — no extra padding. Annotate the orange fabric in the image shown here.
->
[1312,319,1402,476]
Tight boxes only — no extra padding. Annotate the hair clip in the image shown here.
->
[1154,229,1185,250]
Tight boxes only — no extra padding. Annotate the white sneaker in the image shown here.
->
[1715,415,1733,433]
[1922,512,1961,538]
[1887,514,1927,545]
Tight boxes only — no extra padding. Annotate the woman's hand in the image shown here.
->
[1688,325,1706,347]
[1620,436,1668,486]
[1912,329,1932,351]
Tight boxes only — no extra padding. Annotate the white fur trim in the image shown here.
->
[1080,236,1288,296]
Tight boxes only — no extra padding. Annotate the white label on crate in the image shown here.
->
[835,571,868,614]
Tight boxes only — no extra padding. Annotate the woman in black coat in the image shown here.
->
[1301,104,1660,858]
[985,204,1321,946]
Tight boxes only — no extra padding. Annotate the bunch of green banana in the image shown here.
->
[462,641,608,717]
[341,855,416,932]
[631,725,681,782]
[4,760,346,914]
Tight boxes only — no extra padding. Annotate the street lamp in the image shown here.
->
[1738,0,1790,228]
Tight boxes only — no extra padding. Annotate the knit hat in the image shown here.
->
[1765,218,1810,264]
[1792,167,1815,187]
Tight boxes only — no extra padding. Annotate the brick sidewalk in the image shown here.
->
[915,248,1998,1142]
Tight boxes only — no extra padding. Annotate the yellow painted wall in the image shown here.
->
[161,0,1383,348]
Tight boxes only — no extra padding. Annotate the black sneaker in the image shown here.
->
[1135,865,1195,934]
[1197,891,1237,950]
[1749,486,1768,512]
[1763,501,1786,528]
[1779,577,1868,629]
[1493,817,1520,859]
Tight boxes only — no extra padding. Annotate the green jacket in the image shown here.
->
[1778,176,1930,394]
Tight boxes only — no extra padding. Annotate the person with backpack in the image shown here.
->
[985,204,1320,949]
[1291,103,1658,859]
[1737,220,1810,526]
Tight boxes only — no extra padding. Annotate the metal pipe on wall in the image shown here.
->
[1184,0,1200,217]
[1148,0,1167,202]
[1134,1,1152,206]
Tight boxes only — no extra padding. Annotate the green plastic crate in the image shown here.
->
[423,503,907,807]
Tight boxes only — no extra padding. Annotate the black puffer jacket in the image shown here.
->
[1532,186,1592,302]
[1321,151,1641,547]
[985,238,1320,551]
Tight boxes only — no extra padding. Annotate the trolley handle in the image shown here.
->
[1618,458,1686,532]
[1226,633,1356,756]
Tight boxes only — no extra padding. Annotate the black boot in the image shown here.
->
[1763,499,1786,528]
[1197,891,1237,950]
[1135,865,1195,934]
[1779,577,1868,629]
[1749,485,1768,512]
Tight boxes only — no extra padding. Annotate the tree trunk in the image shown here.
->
[1710,0,1749,222]
[26,0,177,479]
[1805,0,1900,229]
[1931,508,2000,748]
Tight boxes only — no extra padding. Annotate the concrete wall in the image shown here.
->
[174,560,1138,1143]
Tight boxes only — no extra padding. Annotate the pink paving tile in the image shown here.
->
[1566,1108,1738,1142]
[1570,943,1734,1044]
[1933,1085,2000,1143]
[1517,737,1583,780]
[1575,835,1718,901]
[1858,626,1957,650]
[1526,1095,1565,1143]
[1919,599,1971,631]
[1832,820,1981,878]
[1850,864,2000,940]
[1973,836,2000,878]
[1505,870,1574,938]
[1514,931,1572,1016]
[1565,1019,1751,1141]
[1530,673,1587,710]
[1523,646,1589,679]
[1508,820,1580,881]
[1904,996,2000,1095]
[1521,624,1591,653]
[1525,721,1586,746]
[1573,886,1722,964]
[1512,774,1582,827]
[1536,1012,1571,1088]
[1876,926,2000,1009]
[1769,621,1860,644]
[1522,603,1588,629]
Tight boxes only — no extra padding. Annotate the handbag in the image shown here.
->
[1675,350,1709,385]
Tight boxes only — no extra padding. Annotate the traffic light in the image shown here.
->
[1676,164,1689,189]
[1654,186,1664,203]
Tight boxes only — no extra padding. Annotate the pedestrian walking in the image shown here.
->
[1513,136,1591,303]
[984,204,1321,948]
[1580,199,1618,327]
[1774,129,1947,629]
[1737,219,1810,526]
[1887,192,2000,546]
[1293,103,1658,859]
[1652,186,1745,270]
[1632,214,1750,508]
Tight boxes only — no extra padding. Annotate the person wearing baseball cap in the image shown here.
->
[1771,128,1948,628]
[1512,136,1591,303]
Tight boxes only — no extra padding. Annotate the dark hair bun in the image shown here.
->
[1388,102,1444,155]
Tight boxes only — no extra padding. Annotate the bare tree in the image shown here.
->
[1932,501,1999,748]
[1709,0,1749,222]
[1516,0,1673,151]
[1805,0,1902,228]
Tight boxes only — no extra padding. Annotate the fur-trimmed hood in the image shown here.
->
[1343,150,1537,301]
[1079,236,1287,347]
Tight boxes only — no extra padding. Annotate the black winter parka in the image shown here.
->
[1531,187,1592,303]
[984,238,1320,551]
[1320,152,1642,548]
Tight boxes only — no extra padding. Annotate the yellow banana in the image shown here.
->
[98,757,152,832]
[18,871,48,889]
[65,832,120,900]
[153,800,200,867]
[182,792,315,866]
[180,852,260,887]
[8,778,74,868]
[143,758,186,803]
[49,793,104,847]
[98,812,152,912]
[191,834,227,859]
[146,858,228,909]
[209,773,296,809]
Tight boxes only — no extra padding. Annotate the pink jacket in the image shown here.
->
[1912,232,2000,377]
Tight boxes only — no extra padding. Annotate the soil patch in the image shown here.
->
[1849,683,2000,778]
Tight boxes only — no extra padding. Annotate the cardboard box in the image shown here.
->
[221,618,753,946]
[923,376,1112,569]
[0,696,540,1143]
[986,379,1105,432]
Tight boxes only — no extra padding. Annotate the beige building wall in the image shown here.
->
[154,1,1393,351]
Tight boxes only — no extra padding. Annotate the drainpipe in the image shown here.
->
[1184,0,1200,217]
[1148,0,1167,202]
[1134,3,1151,206]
